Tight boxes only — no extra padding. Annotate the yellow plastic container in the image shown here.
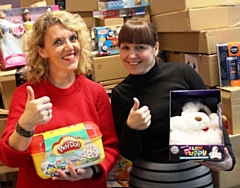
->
[30,121,105,179]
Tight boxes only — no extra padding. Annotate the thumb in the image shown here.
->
[26,86,35,101]
[132,97,140,111]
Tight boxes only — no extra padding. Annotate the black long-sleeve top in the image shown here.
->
[111,61,236,170]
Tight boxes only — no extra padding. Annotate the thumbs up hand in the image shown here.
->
[18,86,53,131]
[126,98,151,130]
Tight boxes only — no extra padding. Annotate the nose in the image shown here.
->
[128,48,137,58]
[65,39,74,51]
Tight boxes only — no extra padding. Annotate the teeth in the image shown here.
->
[64,54,74,59]
[129,62,139,65]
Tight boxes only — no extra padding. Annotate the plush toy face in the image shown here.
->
[182,112,210,131]
[170,102,223,145]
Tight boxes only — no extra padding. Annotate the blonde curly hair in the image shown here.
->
[25,10,93,83]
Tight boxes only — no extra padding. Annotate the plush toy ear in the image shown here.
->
[209,113,220,129]
[170,116,188,131]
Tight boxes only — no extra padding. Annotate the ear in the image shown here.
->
[154,42,159,56]
[36,45,48,58]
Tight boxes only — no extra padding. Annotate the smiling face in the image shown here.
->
[37,24,80,75]
[119,42,158,75]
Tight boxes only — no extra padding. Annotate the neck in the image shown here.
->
[49,73,76,89]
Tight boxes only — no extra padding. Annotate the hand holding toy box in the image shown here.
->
[30,121,105,179]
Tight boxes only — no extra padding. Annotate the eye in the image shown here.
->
[135,45,145,50]
[120,45,129,50]
[70,35,78,41]
[53,39,62,45]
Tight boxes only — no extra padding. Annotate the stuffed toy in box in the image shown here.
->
[169,89,224,161]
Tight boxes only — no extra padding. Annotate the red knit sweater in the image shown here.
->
[0,75,119,188]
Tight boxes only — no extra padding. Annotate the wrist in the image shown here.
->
[15,122,34,138]
[90,166,97,178]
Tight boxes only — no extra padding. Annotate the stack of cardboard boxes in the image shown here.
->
[150,0,240,89]
[149,0,240,187]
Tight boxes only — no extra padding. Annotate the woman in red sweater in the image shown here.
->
[0,10,119,188]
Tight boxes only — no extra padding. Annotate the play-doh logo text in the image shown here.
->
[52,136,85,156]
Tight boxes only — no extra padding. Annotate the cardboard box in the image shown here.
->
[71,12,94,29]
[0,118,7,166]
[92,55,128,82]
[0,4,12,10]
[151,5,240,32]
[149,0,240,15]
[0,69,17,110]
[217,42,240,87]
[0,118,7,137]
[21,0,55,7]
[94,17,124,27]
[221,86,240,134]
[98,0,149,11]
[215,134,240,187]
[66,0,98,12]
[169,89,224,161]
[166,52,219,87]
[158,27,240,54]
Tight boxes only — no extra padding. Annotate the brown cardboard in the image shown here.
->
[216,134,240,187]
[0,80,16,110]
[221,87,240,134]
[92,55,128,82]
[21,0,55,7]
[152,5,240,32]
[0,70,16,110]
[0,118,7,165]
[166,52,219,87]
[72,12,94,29]
[0,118,7,138]
[66,0,98,12]
[0,4,12,10]
[94,17,124,27]
[158,27,240,54]
[149,0,240,15]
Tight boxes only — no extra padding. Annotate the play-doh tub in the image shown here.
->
[30,121,105,179]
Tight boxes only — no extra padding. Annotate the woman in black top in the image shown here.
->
[111,18,235,188]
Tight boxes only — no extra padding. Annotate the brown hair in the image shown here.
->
[25,10,92,83]
[118,18,158,47]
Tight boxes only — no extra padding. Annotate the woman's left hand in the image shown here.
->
[196,147,233,171]
[52,162,93,181]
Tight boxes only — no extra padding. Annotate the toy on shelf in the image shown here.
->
[22,9,33,52]
[94,25,121,56]
[0,11,25,70]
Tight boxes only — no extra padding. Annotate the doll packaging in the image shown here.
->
[169,89,224,161]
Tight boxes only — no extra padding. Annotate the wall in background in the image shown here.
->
[0,0,20,8]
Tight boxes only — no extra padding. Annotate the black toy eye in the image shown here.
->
[199,108,207,115]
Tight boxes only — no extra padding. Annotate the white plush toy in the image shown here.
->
[170,102,223,145]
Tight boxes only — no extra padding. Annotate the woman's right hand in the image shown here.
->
[127,97,151,130]
[18,86,52,131]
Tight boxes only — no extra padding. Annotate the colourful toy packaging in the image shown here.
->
[0,6,58,70]
[93,25,121,56]
[169,89,225,161]
[217,41,240,87]
[98,0,150,10]
[30,121,105,179]
[107,155,132,187]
